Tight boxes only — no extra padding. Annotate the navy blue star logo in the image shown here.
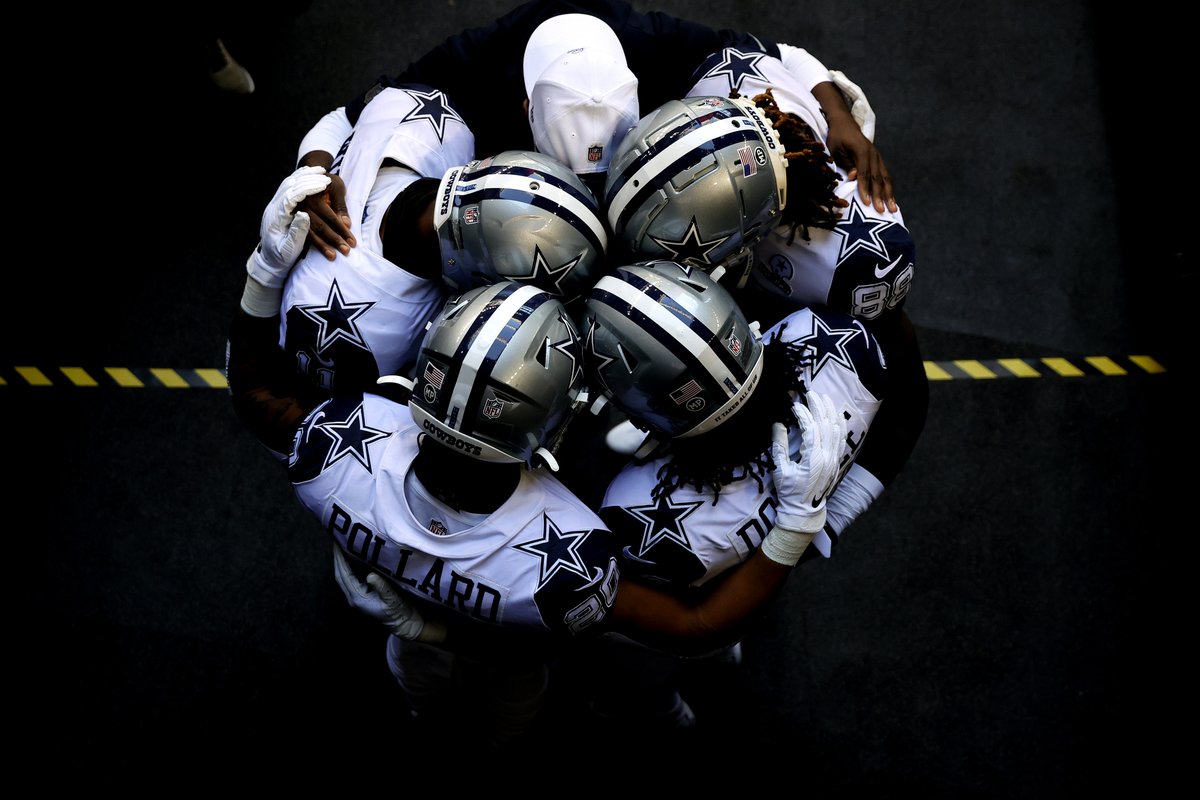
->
[697,48,768,94]
[298,280,375,354]
[400,87,465,143]
[510,245,581,297]
[315,403,390,472]
[833,199,898,265]
[794,313,864,380]
[550,312,584,388]
[625,495,704,557]
[514,514,595,587]
[650,217,730,265]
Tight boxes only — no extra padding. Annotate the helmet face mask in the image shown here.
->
[433,150,609,303]
[583,260,764,439]
[409,281,585,465]
[603,96,788,289]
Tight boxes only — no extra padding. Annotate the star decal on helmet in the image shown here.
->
[400,87,466,143]
[297,280,375,354]
[650,217,731,265]
[314,402,390,473]
[794,313,865,381]
[511,246,581,296]
[514,514,596,587]
[697,47,769,94]
[624,495,704,556]
[584,320,618,393]
[550,312,584,388]
[833,199,898,265]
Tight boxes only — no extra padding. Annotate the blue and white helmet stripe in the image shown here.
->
[590,271,749,395]
[443,282,551,437]
[589,266,763,438]
[605,96,787,238]
[438,162,608,255]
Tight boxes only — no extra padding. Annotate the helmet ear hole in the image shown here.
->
[535,337,552,368]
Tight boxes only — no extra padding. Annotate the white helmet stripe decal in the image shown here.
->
[595,275,737,400]
[448,283,546,425]
[454,172,608,250]
[607,115,752,232]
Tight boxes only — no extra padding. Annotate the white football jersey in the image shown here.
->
[600,305,886,588]
[288,392,620,637]
[280,85,476,392]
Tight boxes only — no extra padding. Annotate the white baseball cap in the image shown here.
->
[523,14,639,174]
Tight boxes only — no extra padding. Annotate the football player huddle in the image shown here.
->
[227,1,925,747]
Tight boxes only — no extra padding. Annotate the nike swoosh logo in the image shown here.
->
[875,253,904,279]
[576,565,608,591]
[621,545,656,565]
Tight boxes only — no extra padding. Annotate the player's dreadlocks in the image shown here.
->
[748,88,848,245]
[650,326,818,503]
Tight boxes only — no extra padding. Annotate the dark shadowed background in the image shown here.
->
[10,1,1186,793]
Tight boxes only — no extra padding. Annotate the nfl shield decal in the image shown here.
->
[483,397,505,419]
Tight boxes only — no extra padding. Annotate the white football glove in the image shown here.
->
[828,69,876,143]
[240,165,331,317]
[330,544,446,643]
[761,391,846,565]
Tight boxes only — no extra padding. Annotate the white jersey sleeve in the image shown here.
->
[777,43,833,94]
[296,106,353,166]
[333,85,475,243]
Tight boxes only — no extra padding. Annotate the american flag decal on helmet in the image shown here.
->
[670,379,702,405]
[737,145,757,177]
[424,361,445,389]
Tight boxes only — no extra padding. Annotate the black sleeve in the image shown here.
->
[227,309,322,455]
[617,7,779,112]
[854,310,929,487]
[344,1,780,157]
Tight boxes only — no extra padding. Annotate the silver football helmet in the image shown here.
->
[409,281,586,466]
[603,95,788,289]
[433,150,609,303]
[583,260,764,439]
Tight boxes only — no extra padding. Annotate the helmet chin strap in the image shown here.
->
[533,447,560,472]
[377,374,415,390]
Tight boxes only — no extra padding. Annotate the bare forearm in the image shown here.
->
[610,551,791,655]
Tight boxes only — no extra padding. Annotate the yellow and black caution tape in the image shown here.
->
[0,355,1169,389]
[923,355,1166,381]
[1,366,230,389]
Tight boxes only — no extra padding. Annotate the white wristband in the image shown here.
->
[240,277,282,318]
[761,525,818,566]
[824,463,884,536]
